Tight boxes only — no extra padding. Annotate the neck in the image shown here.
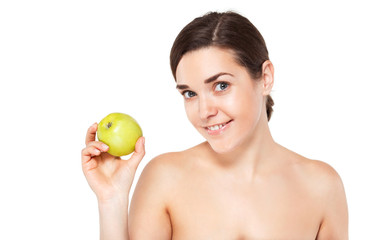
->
[205,114,279,180]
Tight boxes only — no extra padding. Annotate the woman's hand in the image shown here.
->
[81,123,145,203]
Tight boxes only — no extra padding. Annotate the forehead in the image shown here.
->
[175,47,243,83]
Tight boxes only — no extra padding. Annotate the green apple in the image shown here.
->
[97,112,143,156]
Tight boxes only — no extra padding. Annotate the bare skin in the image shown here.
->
[83,46,348,239]
[130,142,348,239]
[128,47,348,239]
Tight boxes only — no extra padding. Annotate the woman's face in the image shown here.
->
[175,46,267,154]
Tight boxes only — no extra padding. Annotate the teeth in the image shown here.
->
[207,123,225,131]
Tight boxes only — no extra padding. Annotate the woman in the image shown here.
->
[82,11,348,239]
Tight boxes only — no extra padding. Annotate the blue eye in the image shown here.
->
[182,90,196,99]
[215,82,229,91]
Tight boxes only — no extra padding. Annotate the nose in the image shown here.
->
[198,95,218,121]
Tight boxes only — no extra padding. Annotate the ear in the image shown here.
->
[261,60,274,96]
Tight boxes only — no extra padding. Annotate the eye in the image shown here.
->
[214,82,229,91]
[182,90,196,99]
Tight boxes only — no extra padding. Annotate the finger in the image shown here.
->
[128,136,145,170]
[81,145,102,164]
[86,141,109,152]
[81,148,98,172]
[85,123,98,146]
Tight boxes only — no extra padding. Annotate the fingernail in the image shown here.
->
[142,137,145,145]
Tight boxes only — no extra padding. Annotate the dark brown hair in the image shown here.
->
[170,11,274,121]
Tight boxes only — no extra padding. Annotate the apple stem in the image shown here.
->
[107,122,112,128]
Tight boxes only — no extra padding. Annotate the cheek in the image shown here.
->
[231,88,262,121]
[184,102,198,125]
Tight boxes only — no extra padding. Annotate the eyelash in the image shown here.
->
[181,81,230,99]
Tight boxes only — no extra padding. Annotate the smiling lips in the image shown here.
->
[204,120,233,135]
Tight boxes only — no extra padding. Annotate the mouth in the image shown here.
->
[204,120,233,135]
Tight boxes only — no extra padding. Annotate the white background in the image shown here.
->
[1,0,372,239]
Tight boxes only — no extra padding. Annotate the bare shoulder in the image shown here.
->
[277,145,347,203]
[141,152,181,176]
[295,157,348,238]
[295,157,345,193]
[143,149,190,175]
[136,151,184,193]
[143,142,204,173]
[131,151,183,204]
[128,149,194,239]
[289,152,348,230]
[136,145,200,193]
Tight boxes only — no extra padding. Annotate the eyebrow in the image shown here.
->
[176,72,233,90]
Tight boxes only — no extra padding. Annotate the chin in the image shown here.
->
[207,140,238,154]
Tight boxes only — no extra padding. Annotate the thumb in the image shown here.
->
[128,136,145,170]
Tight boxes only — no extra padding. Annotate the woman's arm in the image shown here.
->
[316,163,349,239]
[81,123,146,240]
[98,197,129,240]
[128,154,174,239]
